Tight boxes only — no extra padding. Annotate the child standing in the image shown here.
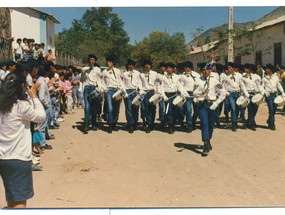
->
[65,73,73,114]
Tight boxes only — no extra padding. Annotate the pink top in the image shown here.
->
[65,80,73,96]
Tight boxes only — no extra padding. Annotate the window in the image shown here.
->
[274,42,282,66]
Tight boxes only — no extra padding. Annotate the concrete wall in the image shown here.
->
[188,22,285,67]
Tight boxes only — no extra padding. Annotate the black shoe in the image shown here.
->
[108,126,113,134]
[192,123,196,131]
[208,140,212,151]
[186,125,192,133]
[168,127,174,134]
[83,125,89,134]
[112,124,119,131]
[92,125,98,131]
[270,124,276,131]
[202,141,209,156]
[128,125,134,134]
[146,126,151,133]
[232,123,237,132]
[250,125,256,131]
[101,114,107,121]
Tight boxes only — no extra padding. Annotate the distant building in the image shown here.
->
[188,14,285,68]
[10,7,60,57]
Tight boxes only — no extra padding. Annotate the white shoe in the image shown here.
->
[33,158,41,165]
[58,118,65,122]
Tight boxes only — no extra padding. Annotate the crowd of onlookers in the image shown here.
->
[0,52,84,171]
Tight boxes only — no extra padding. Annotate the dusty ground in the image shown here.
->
[1,102,285,208]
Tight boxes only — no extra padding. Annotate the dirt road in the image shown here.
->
[1,103,285,208]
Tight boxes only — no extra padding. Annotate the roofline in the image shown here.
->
[28,7,60,24]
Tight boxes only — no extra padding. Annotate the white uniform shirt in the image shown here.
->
[102,67,123,89]
[193,75,226,104]
[180,71,200,92]
[81,66,102,88]
[0,98,46,161]
[241,73,263,93]
[222,72,244,92]
[140,70,158,91]
[122,69,142,90]
[157,73,184,94]
[262,74,284,93]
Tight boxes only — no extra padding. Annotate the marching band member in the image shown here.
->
[241,64,263,131]
[193,62,226,156]
[81,54,103,134]
[121,59,142,133]
[157,62,186,134]
[179,61,200,133]
[101,55,124,133]
[261,64,285,130]
[139,60,158,133]
[222,62,249,131]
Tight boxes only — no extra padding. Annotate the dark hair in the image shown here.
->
[65,73,72,80]
[17,38,22,43]
[0,72,27,114]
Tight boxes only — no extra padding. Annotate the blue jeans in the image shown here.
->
[228,92,239,123]
[183,93,194,126]
[105,88,120,125]
[83,85,99,126]
[164,93,177,125]
[158,99,165,122]
[39,106,50,147]
[265,93,277,126]
[247,93,259,126]
[72,86,84,108]
[124,89,139,126]
[51,96,60,123]
[198,101,216,141]
[140,90,156,126]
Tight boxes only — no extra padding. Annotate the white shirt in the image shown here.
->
[36,76,50,108]
[81,66,102,88]
[193,75,226,104]
[0,98,46,161]
[157,73,184,93]
[26,73,33,87]
[140,70,158,91]
[102,67,123,89]
[222,72,244,92]
[262,74,284,93]
[121,69,142,90]
[241,73,263,93]
[180,71,200,92]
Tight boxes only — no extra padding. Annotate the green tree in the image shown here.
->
[55,7,130,66]
[132,31,187,69]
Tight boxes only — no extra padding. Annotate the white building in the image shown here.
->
[188,15,285,68]
[10,7,60,56]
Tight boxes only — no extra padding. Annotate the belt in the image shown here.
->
[187,91,193,94]
[229,90,239,93]
[108,87,119,90]
[197,99,217,103]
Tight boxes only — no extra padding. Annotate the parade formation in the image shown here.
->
[79,54,285,157]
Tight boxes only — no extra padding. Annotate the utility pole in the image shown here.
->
[228,6,234,63]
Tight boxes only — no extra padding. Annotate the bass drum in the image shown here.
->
[132,95,142,106]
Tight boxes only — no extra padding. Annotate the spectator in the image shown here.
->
[45,49,55,63]
[0,71,46,208]
[13,38,22,62]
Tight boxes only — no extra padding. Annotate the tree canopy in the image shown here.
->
[55,7,131,66]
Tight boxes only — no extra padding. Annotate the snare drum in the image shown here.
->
[149,94,162,105]
[251,93,264,105]
[236,96,249,108]
[112,89,124,100]
[132,95,142,106]
[173,95,186,107]
[274,95,285,107]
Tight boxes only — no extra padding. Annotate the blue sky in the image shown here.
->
[37,7,278,45]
